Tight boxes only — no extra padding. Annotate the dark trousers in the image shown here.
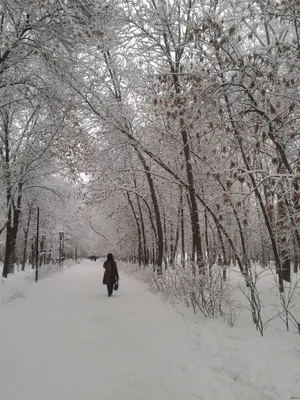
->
[107,285,113,296]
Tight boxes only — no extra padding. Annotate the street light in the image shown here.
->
[59,231,64,267]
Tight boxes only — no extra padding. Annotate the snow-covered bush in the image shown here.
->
[1,288,25,304]
[138,263,241,323]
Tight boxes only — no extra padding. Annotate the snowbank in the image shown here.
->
[0,260,78,306]
[121,261,300,399]
[122,261,300,334]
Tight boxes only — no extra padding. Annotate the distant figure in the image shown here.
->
[103,253,119,297]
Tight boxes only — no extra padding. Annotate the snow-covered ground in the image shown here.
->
[0,259,299,400]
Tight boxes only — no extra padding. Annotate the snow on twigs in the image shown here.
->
[123,261,300,335]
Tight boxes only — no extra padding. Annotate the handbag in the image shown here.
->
[114,279,119,291]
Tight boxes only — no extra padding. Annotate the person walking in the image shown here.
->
[102,253,119,297]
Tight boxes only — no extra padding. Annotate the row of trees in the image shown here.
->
[76,0,300,283]
[0,0,299,331]
[0,0,111,277]
[1,0,300,299]
[60,0,299,331]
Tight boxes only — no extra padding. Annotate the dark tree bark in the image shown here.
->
[22,206,32,271]
[134,177,147,266]
[171,205,181,269]
[3,183,22,277]
[135,151,164,273]
[180,188,186,267]
[127,192,142,267]
[163,214,168,270]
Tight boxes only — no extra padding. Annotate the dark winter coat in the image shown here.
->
[102,260,119,286]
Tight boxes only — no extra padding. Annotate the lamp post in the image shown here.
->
[59,231,64,267]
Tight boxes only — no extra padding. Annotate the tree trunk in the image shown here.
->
[127,192,142,267]
[172,203,181,269]
[22,207,32,271]
[135,183,147,266]
[47,248,52,265]
[2,183,22,277]
[39,235,45,267]
[3,223,14,278]
[136,151,164,273]
[161,22,203,273]
[180,117,204,272]
[31,239,35,268]
[163,214,168,270]
[180,189,186,267]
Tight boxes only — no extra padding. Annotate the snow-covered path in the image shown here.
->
[0,261,299,400]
